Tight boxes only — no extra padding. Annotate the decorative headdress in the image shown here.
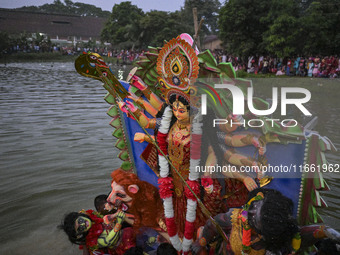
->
[156,36,200,107]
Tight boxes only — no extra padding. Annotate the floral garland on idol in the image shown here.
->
[155,35,202,254]
[157,106,202,254]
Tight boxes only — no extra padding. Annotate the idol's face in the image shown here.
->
[248,200,264,233]
[75,216,92,236]
[172,101,189,122]
[107,181,132,211]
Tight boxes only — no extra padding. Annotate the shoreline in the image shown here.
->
[0,52,120,65]
[1,52,339,80]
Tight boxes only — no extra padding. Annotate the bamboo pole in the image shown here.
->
[192,7,200,49]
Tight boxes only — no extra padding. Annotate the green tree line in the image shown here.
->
[100,0,221,49]
[4,0,340,58]
[102,0,339,56]
[15,0,111,18]
[219,0,340,57]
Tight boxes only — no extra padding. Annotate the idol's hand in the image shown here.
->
[257,170,265,180]
[252,161,265,180]
[118,101,138,120]
[103,214,115,225]
[131,76,147,91]
[252,136,266,155]
[127,93,139,102]
[134,133,146,143]
[122,101,138,112]
[116,211,126,224]
[243,176,258,191]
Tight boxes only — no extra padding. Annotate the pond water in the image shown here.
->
[0,62,339,254]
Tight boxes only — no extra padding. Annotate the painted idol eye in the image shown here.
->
[75,217,90,234]
[77,217,86,224]
[76,224,86,233]
[116,193,126,198]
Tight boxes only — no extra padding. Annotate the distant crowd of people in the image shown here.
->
[5,44,146,64]
[61,47,145,65]
[212,50,340,79]
[5,43,340,79]
[109,49,145,65]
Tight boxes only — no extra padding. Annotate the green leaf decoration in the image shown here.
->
[147,46,159,54]
[146,72,157,83]
[112,128,123,138]
[118,150,129,161]
[197,50,218,70]
[104,93,116,104]
[146,53,159,62]
[107,105,119,117]
[149,67,159,78]
[137,59,151,69]
[110,116,121,129]
[217,62,236,79]
[120,161,132,171]
[115,139,126,150]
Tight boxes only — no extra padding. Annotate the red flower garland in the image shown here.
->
[184,180,200,201]
[165,217,178,237]
[157,132,168,155]
[184,221,195,240]
[158,177,174,199]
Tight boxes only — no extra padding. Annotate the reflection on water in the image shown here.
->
[0,63,339,254]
